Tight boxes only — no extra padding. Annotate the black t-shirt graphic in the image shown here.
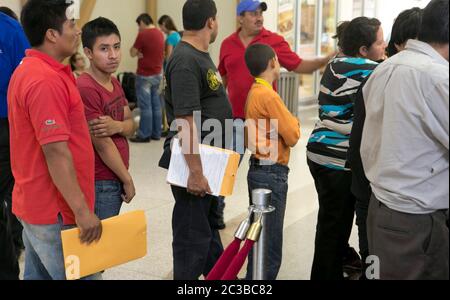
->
[159,41,233,169]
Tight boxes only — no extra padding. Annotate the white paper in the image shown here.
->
[167,139,230,197]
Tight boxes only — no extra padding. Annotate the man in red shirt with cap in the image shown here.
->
[219,0,334,154]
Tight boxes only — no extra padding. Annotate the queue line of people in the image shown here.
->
[0,0,448,281]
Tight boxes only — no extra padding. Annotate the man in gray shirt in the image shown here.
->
[361,0,449,280]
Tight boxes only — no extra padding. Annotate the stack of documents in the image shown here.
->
[61,210,147,280]
[167,139,240,197]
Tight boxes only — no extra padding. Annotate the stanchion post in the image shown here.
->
[251,189,275,280]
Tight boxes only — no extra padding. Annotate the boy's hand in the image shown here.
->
[122,179,136,204]
[89,116,123,137]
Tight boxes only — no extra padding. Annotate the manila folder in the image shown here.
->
[61,210,147,279]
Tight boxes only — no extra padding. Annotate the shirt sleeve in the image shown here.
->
[113,77,130,107]
[424,79,449,150]
[274,36,302,72]
[265,93,300,147]
[170,67,202,117]
[26,80,71,146]
[218,42,228,77]
[133,32,143,50]
[167,32,180,47]
[78,86,104,122]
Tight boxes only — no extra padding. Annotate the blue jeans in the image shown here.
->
[245,157,289,280]
[20,216,102,280]
[95,180,123,220]
[135,74,162,139]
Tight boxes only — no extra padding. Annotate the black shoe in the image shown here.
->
[151,137,161,141]
[129,136,151,143]
[343,247,362,271]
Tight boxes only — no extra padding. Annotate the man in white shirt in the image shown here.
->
[361,0,449,280]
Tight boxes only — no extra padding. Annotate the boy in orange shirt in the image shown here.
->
[244,43,300,280]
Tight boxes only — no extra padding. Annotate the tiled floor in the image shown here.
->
[19,105,360,280]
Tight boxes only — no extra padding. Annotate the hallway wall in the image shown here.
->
[89,0,146,74]
[1,0,21,17]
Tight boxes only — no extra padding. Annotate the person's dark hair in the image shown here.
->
[0,6,18,21]
[183,0,217,31]
[333,17,381,57]
[387,8,423,57]
[418,0,449,44]
[158,15,178,32]
[69,52,80,71]
[21,0,73,47]
[136,13,153,26]
[245,44,276,77]
[82,17,121,50]
[333,21,350,51]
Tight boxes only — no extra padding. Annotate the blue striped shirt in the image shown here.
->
[307,56,378,170]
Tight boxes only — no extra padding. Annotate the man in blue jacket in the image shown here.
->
[0,10,30,280]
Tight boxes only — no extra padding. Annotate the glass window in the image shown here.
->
[321,0,337,56]
[364,0,376,17]
[277,0,297,50]
[298,0,317,99]
[353,0,364,17]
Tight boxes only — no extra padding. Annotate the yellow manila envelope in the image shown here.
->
[61,210,147,280]
[167,139,240,197]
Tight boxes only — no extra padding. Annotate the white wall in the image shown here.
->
[158,0,237,65]
[375,0,431,40]
[0,0,21,18]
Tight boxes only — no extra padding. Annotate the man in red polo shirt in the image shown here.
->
[219,0,335,153]
[7,0,102,280]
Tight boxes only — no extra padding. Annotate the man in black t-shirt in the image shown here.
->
[158,0,233,280]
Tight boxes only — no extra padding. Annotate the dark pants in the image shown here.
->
[368,195,449,280]
[0,118,19,280]
[355,195,370,277]
[308,159,356,280]
[171,185,224,280]
[245,157,289,280]
[209,120,247,228]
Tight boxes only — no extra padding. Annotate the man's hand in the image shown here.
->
[122,179,136,204]
[187,171,212,198]
[75,210,102,245]
[89,116,123,138]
